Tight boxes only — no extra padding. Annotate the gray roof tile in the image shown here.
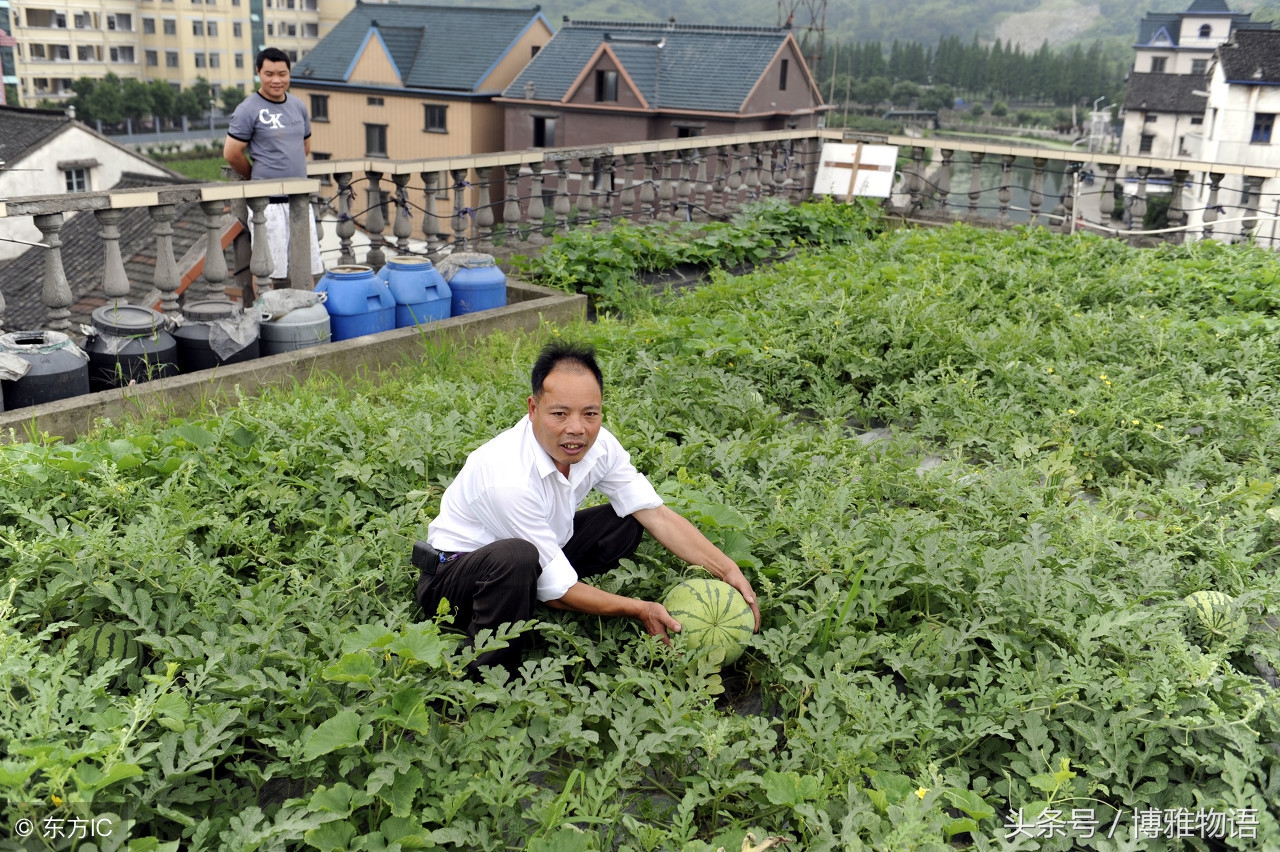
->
[0,106,71,165]
[503,20,794,113]
[1123,73,1210,113]
[293,2,547,93]
[1219,28,1280,84]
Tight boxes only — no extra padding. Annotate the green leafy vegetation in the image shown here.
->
[3,207,1279,849]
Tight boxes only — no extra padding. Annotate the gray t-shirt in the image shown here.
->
[227,91,311,180]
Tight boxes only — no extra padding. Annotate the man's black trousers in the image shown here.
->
[415,504,644,677]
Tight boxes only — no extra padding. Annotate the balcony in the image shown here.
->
[2,129,1279,437]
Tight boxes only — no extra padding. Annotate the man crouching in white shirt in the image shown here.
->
[416,340,761,679]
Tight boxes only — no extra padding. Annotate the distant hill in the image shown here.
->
[444,0,1279,50]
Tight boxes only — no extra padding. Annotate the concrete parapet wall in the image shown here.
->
[0,279,585,445]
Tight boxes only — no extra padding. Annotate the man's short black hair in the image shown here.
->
[256,47,291,72]
[531,341,603,396]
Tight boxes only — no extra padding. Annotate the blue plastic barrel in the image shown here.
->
[444,254,507,316]
[376,256,452,327]
[314,265,395,341]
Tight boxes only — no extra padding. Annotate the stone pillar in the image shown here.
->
[1242,175,1264,242]
[745,143,763,202]
[710,146,729,217]
[364,170,387,269]
[421,171,445,253]
[1203,172,1224,240]
[996,153,1015,225]
[554,157,572,235]
[936,148,954,216]
[502,163,522,247]
[450,167,471,249]
[474,166,497,252]
[33,213,73,332]
[287,194,313,289]
[198,199,229,299]
[94,207,131,308]
[907,146,927,212]
[1029,157,1047,226]
[658,152,676,221]
[1057,167,1077,234]
[392,173,413,256]
[1098,163,1121,225]
[149,204,182,314]
[334,172,356,265]
[1131,167,1150,231]
[1166,169,1189,242]
[597,156,615,227]
[967,151,985,218]
[641,152,659,219]
[246,196,273,294]
[576,155,595,227]
[527,160,548,244]
[620,153,639,221]
[726,145,745,213]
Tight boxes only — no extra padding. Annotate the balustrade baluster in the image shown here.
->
[598,157,616,227]
[1028,157,1046,225]
[94,208,131,308]
[641,152,658,219]
[392,173,413,255]
[198,199,229,299]
[967,151,985,217]
[1098,163,1121,224]
[334,172,356,265]
[1056,166,1077,234]
[936,149,954,216]
[1242,175,1264,242]
[1131,167,1150,231]
[657,152,676,221]
[554,158,572,235]
[745,144,762,203]
[996,154,1015,224]
[364,170,387,269]
[527,160,548,243]
[473,166,497,251]
[770,144,787,197]
[1166,169,1189,241]
[450,167,471,249]
[726,144,745,213]
[1203,172,1224,239]
[33,213,73,332]
[502,163,522,247]
[421,171,445,253]
[619,153,639,222]
[150,204,182,313]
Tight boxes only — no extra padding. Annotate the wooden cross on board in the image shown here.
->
[823,144,894,197]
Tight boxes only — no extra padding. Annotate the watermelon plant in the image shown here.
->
[2,210,1279,849]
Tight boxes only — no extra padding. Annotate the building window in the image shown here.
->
[424,103,447,132]
[235,52,244,68]
[303,0,318,9]
[1191,59,1207,75]
[533,116,556,147]
[531,44,540,58]
[780,58,789,90]
[311,94,328,121]
[233,22,241,37]
[365,123,387,157]
[1139,134,1154,153]
[164,18,176,34]
[1252,113,1275,144]
[1144,113,1157,123]
[1190,116,1203,125]
[1150,57,1166,73]
[303,22,318,38]
[166,50,179,67]
[143,17,156,33]
[110,46,135,63]
[146,49,158,66]
[287,50,297,62]
[53,45,70,60]
[194,52,206,68]
[677,126,703,138]
[74,12,91,29]
[266,22,273,36]
[1199,24,1212,38]
[367,96,383,106]
[207,21,217,36]
[77,45,96,61]
[208,51,219,68]
[594,69,617,102]
[192,20,203,35]
[65,168,89,192]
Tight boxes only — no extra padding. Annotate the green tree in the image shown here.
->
[855,76,891,105]
[121,78,154,123]
[69,76,98,122]
[969,103,985,118]
[918,84,954,112]
[991,100,1008,117]
[147,79,176,124]
[174,89,204,122]
[890,81,919,107]
[87,73,125,125]
[220,85,246,114]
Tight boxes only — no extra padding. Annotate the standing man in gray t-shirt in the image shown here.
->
[224,47,324,286]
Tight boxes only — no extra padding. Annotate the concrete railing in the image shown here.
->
[4,128,1280,334]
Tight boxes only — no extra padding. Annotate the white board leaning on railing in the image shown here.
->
[813,143,899,199]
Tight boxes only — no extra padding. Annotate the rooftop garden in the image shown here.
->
[2,202,1279,850]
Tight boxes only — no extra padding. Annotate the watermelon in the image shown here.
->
[1184,591,1245,637]
[662,578,755,665]
[74,623,144,686]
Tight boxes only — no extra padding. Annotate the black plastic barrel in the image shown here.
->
[174,300,262,373]
[0,330,91,408]
[86,305,180,392]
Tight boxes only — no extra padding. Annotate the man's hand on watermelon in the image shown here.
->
[543,580,683,643]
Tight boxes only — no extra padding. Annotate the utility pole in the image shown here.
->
[778,0,827,80]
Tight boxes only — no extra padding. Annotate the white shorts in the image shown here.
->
[259,202,325,279]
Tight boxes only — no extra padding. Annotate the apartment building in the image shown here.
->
[4,0,352,105]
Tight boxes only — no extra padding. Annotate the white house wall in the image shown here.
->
[0,126,170,262]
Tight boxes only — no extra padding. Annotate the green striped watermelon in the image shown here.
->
[663,578,754,665]
[1184,591,1245,638]
[74,623,144,686]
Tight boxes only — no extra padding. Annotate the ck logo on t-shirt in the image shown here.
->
[258,109,285,129]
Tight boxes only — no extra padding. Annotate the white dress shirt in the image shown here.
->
[427,416,664,601]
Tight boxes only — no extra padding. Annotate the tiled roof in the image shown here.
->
[1123,73,1210,114]
[1138,15,1182,47]
[0,173,212,333]
[1134,1,1267,47]
[1218,29,1280,84]
[293,2,547,93]
[1186,0,1233,13]
[503,20,794,113]
[0,106,71,165]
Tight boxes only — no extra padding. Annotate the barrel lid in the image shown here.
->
[183,300,241,322]
[327,265,374,277]
[91,304,167,336]
[387,256,435,269]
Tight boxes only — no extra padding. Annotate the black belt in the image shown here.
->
[411,540,465,575]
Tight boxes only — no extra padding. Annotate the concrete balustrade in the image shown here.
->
[3,128,1280,334]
